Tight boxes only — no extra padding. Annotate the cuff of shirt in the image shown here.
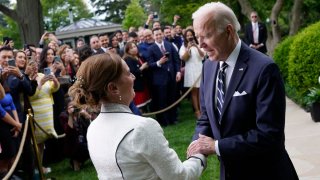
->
[188,154,207,169]
[215,140,220,156]
[156,61,161,67]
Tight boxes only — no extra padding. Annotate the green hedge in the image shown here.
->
[287,21,320,98]
[273,36,295,82]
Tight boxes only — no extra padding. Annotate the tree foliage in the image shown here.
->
[0,15,20,48]
[287,21,320,95]
[122,0,146,30]
[0,0,10,27]
[91,0,130,23]
[0,0,43,46]
[41,0,93,31]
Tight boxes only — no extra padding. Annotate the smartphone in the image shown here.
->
[44,67,51,75]
[153,12,158,20]
[54,56,61,63]
[8,59,16,67]
[165,52,170,58]
[3,37,12,44]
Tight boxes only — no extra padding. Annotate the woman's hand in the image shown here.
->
[11,122,22,137]
[24,64,34,77]
[39,75,50,86]
[139,62,148,71]
[7,66,22,79]
[187,41,194,50]
[53,61,66,76]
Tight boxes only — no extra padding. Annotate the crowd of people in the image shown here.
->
[0,1,299,180]
[0,9,204,179]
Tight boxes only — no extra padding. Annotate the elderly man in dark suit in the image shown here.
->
[147,28,181,126]
[244,11,268,54]
[187,2,298,180]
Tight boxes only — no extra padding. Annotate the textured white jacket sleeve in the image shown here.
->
[132,119,206,180]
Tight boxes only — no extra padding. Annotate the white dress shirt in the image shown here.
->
[215,39,242,156]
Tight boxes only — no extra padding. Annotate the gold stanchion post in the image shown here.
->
[28,109,45,180]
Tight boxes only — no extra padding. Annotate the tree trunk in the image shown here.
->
[0,0,43,46]
[289,0,303,35]
[269,0,284,55]
[237,0,254,18]
[16,0,43,45]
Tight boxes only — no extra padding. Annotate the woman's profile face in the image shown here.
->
[115,60,136,105]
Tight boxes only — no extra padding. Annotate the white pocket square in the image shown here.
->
[233,91,247,97]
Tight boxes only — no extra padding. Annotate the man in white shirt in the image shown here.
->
[244,11,268,54]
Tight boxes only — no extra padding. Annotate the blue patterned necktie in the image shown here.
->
[217,62,228,123]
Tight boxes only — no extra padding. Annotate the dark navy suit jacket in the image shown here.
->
[193,42,298,180]
[147,41,180,85]
[244,22,268,53]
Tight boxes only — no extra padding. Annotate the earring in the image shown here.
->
[119,95,122,101]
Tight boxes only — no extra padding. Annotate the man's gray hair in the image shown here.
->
[192,2,241,34]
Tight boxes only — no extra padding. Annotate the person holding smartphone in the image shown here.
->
[28,59,60,173]
[0,46,25,179]
[39,47,66,77]
[179,29,204,119]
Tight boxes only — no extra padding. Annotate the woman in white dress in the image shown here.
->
[179,29,204,119]
[68,52,206,180]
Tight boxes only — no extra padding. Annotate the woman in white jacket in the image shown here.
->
[68,52,206,180]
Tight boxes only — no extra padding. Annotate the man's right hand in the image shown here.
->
[158,56,168,65]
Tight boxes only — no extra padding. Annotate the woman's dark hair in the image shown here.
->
[76,45,93,65]
[39,47,55,71]
[183,29,199,47]
[108,33,119,48]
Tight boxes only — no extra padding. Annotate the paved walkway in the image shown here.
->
[285,98,320,180]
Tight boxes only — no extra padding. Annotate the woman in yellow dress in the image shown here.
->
[28,60,60,167]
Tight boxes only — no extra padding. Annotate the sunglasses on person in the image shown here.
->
[251,15,257,18]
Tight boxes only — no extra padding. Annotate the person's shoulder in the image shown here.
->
[124,56,135,62]
[240,43,273,63]
[131,116,161,133]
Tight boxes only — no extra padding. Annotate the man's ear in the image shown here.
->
[226,24,233,35]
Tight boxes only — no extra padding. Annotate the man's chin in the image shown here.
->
[207,54,218,61]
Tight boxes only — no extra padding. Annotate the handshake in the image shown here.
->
[187,134,217,158]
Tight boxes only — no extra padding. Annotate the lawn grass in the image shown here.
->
[47,99,220,179]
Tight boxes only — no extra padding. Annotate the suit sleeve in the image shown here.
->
[244,24,252,45]
[219,63,286,158]
[147,46,160,69]
[192,64,214,140]
[171,43,180,73]
[132,119,205,179]
[260,23,268,45]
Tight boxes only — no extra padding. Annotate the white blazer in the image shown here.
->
[87,103,205,180]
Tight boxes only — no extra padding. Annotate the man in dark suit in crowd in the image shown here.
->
[244,11,268,54]
[147,28,181,126]
[90,35,104,55]
[187,2,298,180]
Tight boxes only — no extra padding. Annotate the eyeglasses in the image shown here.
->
[251,15,257,18]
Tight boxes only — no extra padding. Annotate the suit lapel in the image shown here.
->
[221,44,248,117]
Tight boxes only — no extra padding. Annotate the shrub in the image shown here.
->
[287,21,320,98]
[273,36,295,82]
